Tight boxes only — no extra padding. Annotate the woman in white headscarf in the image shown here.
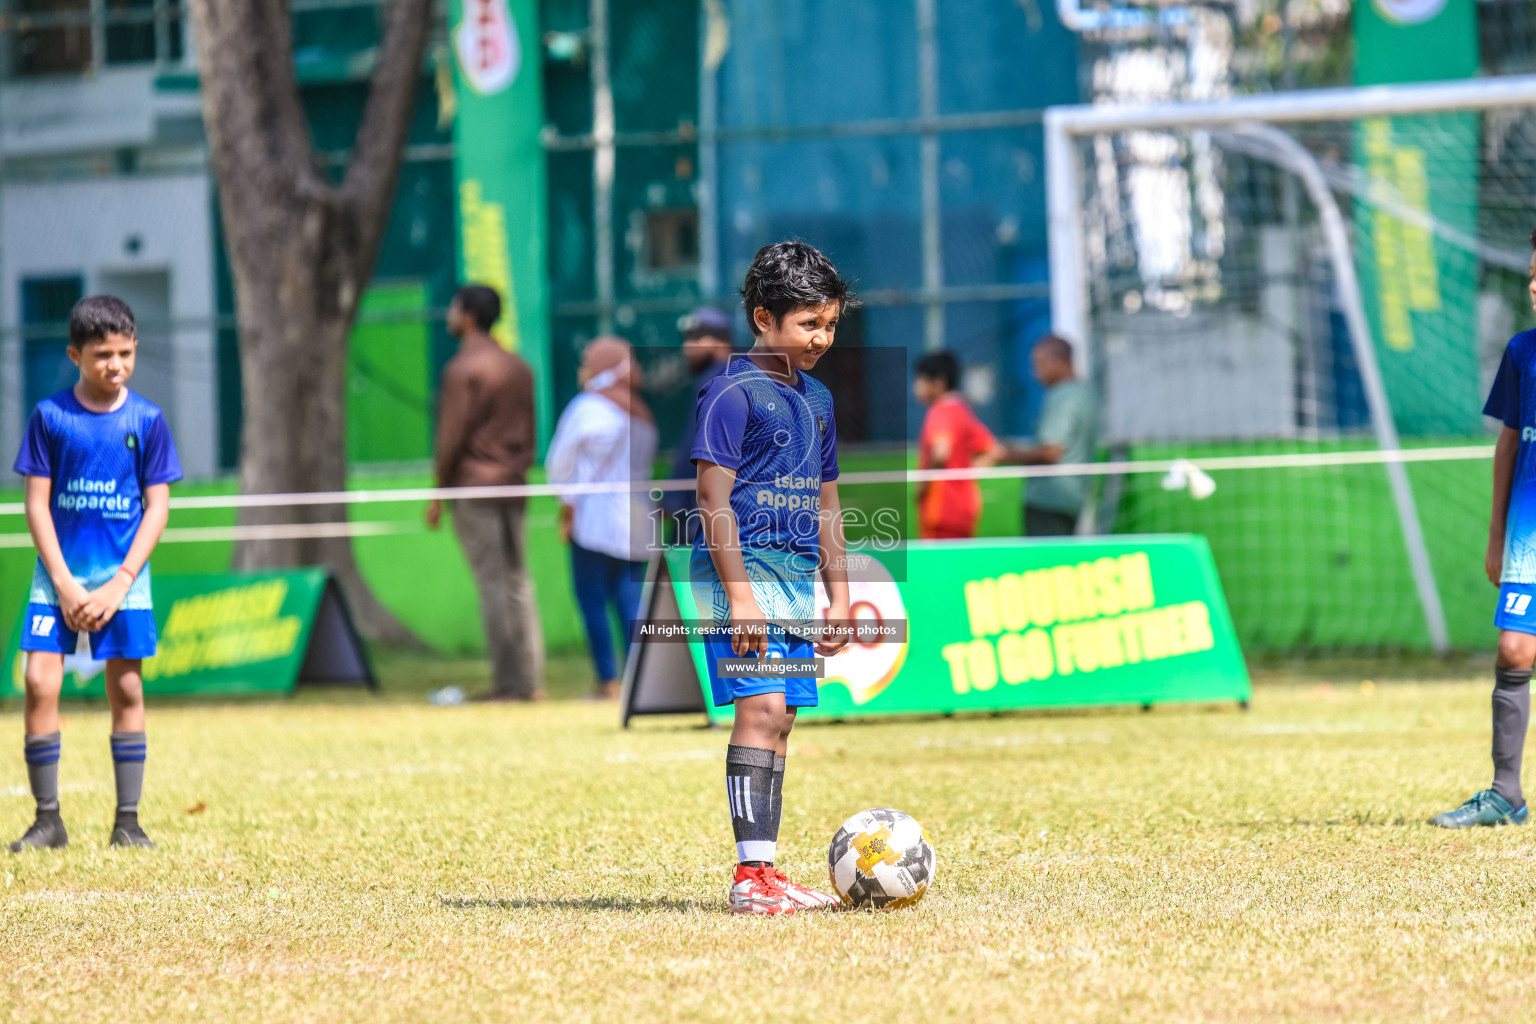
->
[545,337,659,700]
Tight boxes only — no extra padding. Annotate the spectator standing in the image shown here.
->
[1007,334,1099,536]
[546,337,659,700]
[425,285,545,702]
[662,308,734,542]
[913,352,1004,539]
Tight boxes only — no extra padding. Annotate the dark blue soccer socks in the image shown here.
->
[1492,668,1531,809]
[771,753,785,836]
[110,732,147,815]
[727,744,778,865]
[23,732,61,813]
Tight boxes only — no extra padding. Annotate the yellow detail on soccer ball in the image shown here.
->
[885,884,928,910]
[852,827,901,874]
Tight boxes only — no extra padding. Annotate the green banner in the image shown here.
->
[4,571,373,699]
[1353,0,1481,436]
[447,0,551,445]
[629,537,1249,724]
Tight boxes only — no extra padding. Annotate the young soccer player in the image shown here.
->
[1429,231,1536,828]
[691,241,853,914]
[10,295,182,851]
[913,351,1004,540]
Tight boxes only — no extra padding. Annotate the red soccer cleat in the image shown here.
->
[728,863,797,915]
[768,867,839,910]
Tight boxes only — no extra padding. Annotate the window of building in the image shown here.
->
[13,0,93,76]
[106,0,183,66]
[21,275,83,414]
[643,207,699,272]
[10,0,185,78]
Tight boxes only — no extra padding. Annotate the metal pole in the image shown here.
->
[90,0,106,71]
[1043,108,1089,375]
[590,0,615,335]
[1049,73,1536,134]
[917,0,942,351]
[0,73,13,466]
[154,0,170,66]
[697,0,722,304]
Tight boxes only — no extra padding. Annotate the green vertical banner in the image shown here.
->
[448,0,552,445]
[1353,0,1481,436]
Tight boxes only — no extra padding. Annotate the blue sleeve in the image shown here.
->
[691,376,750,470]
[1486,345,1522,429]
[663,408,701,515]
[821,406,839,482]
[13,407,51,478]
[140,412,184,486]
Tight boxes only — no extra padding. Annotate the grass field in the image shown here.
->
[2,658,1534,1022]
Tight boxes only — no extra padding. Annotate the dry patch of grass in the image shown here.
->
[3,678,1533,1022]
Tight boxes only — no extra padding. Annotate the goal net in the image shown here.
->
[1045,76,1536,655]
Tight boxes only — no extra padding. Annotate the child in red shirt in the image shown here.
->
[914,352,1004,539]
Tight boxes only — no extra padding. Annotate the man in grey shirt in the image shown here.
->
[1007,335,1098,536]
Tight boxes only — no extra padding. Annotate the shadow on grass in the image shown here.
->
[1222,816,1416,829]
[437,894,709,913]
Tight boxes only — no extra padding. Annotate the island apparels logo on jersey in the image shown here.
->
[816,414,827,437]
[125,433,138,452]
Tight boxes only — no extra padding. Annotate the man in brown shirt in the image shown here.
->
[425,285,545,700]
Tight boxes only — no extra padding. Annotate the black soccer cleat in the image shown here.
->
[109,811,156,849]
[9,809,69,852]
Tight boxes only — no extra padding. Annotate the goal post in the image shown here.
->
[1044,75,1536,655]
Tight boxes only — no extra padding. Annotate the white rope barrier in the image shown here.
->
[0,443,1495,518]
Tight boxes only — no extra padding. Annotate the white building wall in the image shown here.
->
[0,173,218,479]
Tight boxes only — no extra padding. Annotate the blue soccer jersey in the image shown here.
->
[1486,330,1536,588]
[14,388,183,610]
[689,355,839,628]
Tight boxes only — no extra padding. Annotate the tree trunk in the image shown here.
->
[229,230,411,642]
[188,0,434,643]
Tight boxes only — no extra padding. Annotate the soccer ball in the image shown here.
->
[827,808,936,909]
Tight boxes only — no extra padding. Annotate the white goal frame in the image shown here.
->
[1044,75,1536,655]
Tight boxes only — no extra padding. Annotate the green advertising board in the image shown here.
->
[1353,0,1481,436]
[4,571,373,700]
[622,537,1249,725]
[447,0,551,446]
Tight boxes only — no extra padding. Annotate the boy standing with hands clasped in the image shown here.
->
[11,295,182,851]
[691,241,854,914]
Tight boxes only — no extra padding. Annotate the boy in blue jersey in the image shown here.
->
[1431,232,1536,828]
[10,295,181,851]
[691,241,854,913]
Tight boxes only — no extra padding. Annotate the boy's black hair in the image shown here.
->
[1529,226,1536,251]
[68,295,136,348]
[914,351,960,391]
[740,241,857,335]
[455,285,502,332]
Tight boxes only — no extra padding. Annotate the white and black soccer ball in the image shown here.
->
[827,808,936,910]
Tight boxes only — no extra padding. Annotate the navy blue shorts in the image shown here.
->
[703,627,819,708]
[18,603,158,660]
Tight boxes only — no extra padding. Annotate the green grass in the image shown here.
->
[4,664,1535,1021]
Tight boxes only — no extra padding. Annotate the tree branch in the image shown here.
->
[189,0,320,201]
[342,0,436,264]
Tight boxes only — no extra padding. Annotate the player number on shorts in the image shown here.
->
[30,615,55,636]
[1506,593,1532,616]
